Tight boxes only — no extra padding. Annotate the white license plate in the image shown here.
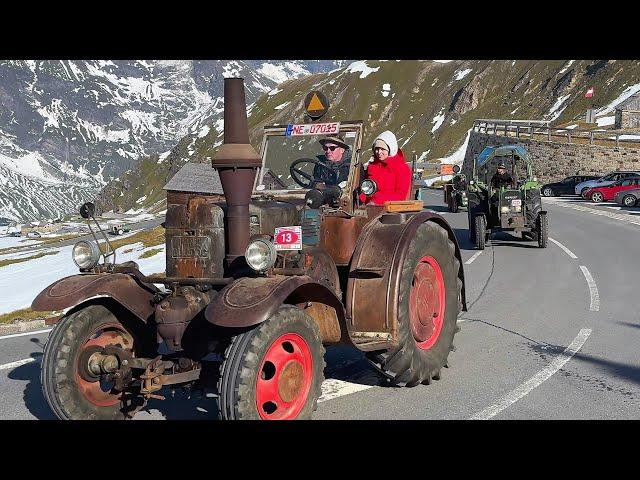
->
[511,199,522,206]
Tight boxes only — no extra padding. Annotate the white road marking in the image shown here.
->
[470,328,592,420]
[318,379,373,403]
[546,198,640,226]
[580,266,600,312]
[0,357,36,371]
[548,237,578,259]
[0,328,52,341]
[465,251,483,265]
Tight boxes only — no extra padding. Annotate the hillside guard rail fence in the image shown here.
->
[473,119,640,149]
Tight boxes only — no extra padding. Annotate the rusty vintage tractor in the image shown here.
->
[33,78,467,420]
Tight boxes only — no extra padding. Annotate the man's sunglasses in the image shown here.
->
[323,145,340,152]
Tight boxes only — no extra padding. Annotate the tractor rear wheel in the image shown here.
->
[475,215,486,250]
[217,305,325,420]
[367,222,461,387]
[537,213,548,248]
[41,304,151,420]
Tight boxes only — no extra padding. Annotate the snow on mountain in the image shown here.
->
[0,60,346,221]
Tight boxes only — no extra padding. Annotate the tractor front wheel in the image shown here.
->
[41,304,152,420]
[217,305,325,420]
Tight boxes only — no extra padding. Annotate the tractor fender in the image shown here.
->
[31,273,158,323]
[346,211,467,346]
[205,275,352,346]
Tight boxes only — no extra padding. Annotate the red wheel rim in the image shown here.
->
[409,255,446,350]
[255,332,313,420]
[75,323,133,407]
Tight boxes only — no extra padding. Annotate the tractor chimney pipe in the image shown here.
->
[212,78,262,266]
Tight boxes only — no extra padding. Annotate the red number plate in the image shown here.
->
[274,226,302,250]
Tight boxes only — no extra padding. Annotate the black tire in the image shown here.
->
[475,215,486,250]
[450,196,459,213]
[542,187,554,197]
[217,305,325,420]
[468,211,476,244]
[367,222,461,387]
[537,213,548,248]
[623,195,637,207]
[41,304,151,420]
[580,187,589,198]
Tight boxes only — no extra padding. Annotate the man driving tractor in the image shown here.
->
[314,135,352,185]
[490,161,513,189]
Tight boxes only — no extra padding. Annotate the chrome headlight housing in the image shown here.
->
[361,179,378,196]
[245,239,277,272]
[72,241,101,269]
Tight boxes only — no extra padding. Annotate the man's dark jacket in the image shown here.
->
[313,149,352,185]
[490,171,513,189]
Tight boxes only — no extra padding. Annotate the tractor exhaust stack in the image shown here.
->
[212,78,262,267]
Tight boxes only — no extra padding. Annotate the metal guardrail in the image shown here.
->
[473,119,640,148]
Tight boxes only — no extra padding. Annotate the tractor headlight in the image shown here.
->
[501,206,510,213]
[361,179,378,196]
[513,205,522,212]
[245,239,277,272]
[72,241,101,270]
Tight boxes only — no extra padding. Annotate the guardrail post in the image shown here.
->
[516,125,520,138]
[589,131,593,145]
[567,131,571,143]
[547,127,551,141]
[616,134,619,148]
[504,123,508,136]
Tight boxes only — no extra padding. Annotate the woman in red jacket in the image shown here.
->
[360,130,412,205]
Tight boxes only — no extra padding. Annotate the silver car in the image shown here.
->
[614,188,640,207]
[575,171,640,197]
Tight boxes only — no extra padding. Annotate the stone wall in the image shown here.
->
[462,130,640,184]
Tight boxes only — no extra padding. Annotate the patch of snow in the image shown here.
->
[559,60,575,74]
[157,151,171,164]
[453,68,472,81]
[274,102,290,110]
[597,82,640,116]
[511,106,520,114]
[431,108,446,133]
[197,124,210,138]
[268,88,283,96]
[566,124,578,130]
[433,60,453,63]
[135,196,147,204]
[439,129,472,164]
[424,175,453,186]
[548,94,571,121]
[346,61,379,79]
[381,83,391,98]
[595,115,615,127]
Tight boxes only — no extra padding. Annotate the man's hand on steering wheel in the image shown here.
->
[289,158,337,188]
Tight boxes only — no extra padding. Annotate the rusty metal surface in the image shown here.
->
[249,199,301,237]
[31,273,157,322]
[297,301,341,344]
[346,214,407,337]
[205,275,352,346]
[302,247,341,296]
[501,215,525,229]
[319,214,370,265]
[154,287,215,351]
[165,192,225,278]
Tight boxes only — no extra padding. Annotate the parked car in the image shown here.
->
[584,176,640,202]
[26,231,42,239]
[575,171,640,197]
[541,175,600,197]
[614,187,640,207]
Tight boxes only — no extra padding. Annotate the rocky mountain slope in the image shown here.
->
[0,60,347,221]
[97,59,640,214]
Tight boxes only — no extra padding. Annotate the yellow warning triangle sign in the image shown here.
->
[307,93,325,111]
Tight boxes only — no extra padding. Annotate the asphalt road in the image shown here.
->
[1,192,639,420]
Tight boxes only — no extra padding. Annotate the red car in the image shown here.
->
[585,176,640,202]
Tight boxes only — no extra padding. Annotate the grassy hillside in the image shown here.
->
[96,59,640,213]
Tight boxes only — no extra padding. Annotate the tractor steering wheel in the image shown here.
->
[289,158,337,188]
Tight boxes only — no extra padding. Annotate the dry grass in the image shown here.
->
[105,226,165,251]
[139,247,163,259]
[0,251,58,269]
[0,308,57,324]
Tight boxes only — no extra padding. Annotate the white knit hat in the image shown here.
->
[373,130,398,156]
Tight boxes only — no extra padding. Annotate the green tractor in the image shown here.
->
[443,165,468,213]
[466,145,548,250]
